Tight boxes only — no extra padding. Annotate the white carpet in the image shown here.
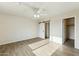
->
[33,42,60,56]
[28,39,49,50]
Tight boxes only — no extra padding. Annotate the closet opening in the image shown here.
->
[64,17,75,48]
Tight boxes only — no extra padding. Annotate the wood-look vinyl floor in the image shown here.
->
[0,38,43,56]
[52,39,79,56]
[0,38,79,56]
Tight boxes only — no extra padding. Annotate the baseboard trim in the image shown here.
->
[0,37,39,46]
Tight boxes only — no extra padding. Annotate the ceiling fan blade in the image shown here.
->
[40,14,48,16]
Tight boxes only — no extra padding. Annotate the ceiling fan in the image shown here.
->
[19,2,48,18]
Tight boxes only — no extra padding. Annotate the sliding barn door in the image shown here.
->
[39,23,45,39]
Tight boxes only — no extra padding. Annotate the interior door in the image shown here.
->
[39,23,45,39]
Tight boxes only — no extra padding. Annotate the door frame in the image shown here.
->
[62,17,75,47]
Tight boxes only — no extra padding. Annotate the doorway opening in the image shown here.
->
[64,17,75,48]
[45,21,50,39]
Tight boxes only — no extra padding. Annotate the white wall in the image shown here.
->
[50,17,63,44]
[0,14,38,45]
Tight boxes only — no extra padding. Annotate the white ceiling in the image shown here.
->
[0,2,79,19]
